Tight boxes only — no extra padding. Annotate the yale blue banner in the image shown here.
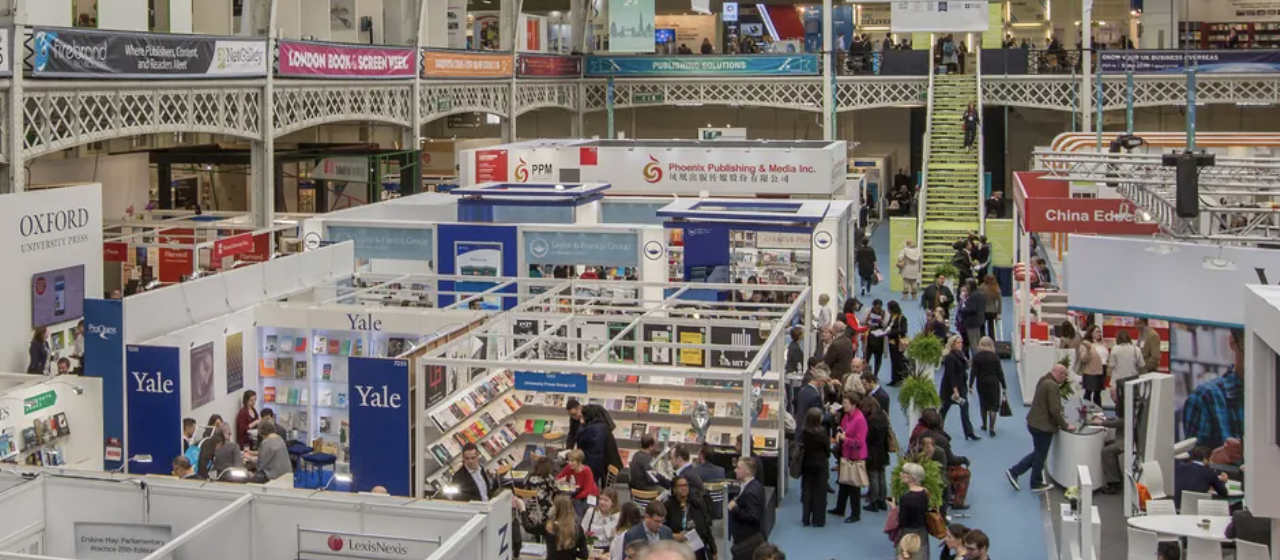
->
[349,357,411,495]
[514,371,589,394]
[327,225,434,261]
[126,344,181,475]
[85,299,125,471]
[523,231,639,266]
[586,55,820,77]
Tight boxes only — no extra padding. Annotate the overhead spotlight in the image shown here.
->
[1203,256,1236,271]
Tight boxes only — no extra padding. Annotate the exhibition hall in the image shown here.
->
[2,0,1280,560]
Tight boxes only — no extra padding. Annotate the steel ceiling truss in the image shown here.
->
[274,81,413,138]
[514,80,580,116]
[1036,150,1280,242]
[22,81,263,160]
[421,81,510,123]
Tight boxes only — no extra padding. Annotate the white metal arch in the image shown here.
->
[273,81,414,138]
[835,77,929,111]
[981,75,1079,112]
[514,81,579,117]
[583,78,825,113]
[1098,73,1280,111]
[420,82,510,124]
[21,81,264,160]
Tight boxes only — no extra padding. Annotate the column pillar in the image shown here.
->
[1080,0,1093,133]
[157,162,173,209]
[253,0,279,230]
[6,3,25,193]
[569,0,589,54]
[822,0,834,141]
[1140,0,1175,48]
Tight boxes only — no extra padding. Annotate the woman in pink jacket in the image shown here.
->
[828,390,868,523]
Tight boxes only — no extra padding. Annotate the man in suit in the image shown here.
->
[822,323,854,378]
[623,501,675,548]
[629,434,670,491]
[564,399,584,449]
[1173,446,1230,510]
[795,367,828,420]
[693,444,726,483]
[671,444,705,500]
[729,456,766,560]
[451,443,498,502]
[862,372,890,415]
[785,327,805,375]
[921,273,956,316]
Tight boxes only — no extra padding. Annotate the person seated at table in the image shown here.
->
[1088,412,1125,494]
[558,449,601,504]
[692,444,726,483]
[1157,541,1181,560]
[630,434,671,491]
[1173,446,1230,510]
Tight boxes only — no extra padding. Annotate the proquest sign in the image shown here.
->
[278,41,416,78]
[1021,197,1160,235]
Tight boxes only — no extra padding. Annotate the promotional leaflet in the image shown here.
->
[278,41,416,79]
[585,55,819,76]
[420,49,513,79]
[31,28,268,78]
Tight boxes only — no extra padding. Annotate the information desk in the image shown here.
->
[1047,426,1106,489]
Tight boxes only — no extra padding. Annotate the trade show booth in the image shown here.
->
[0,469,510,560]
[0,375,104,471]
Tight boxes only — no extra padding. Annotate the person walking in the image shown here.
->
[959,279,986,357]
[799,408,830,527]
[856,238,878,296]
[897,240,922,300]
[885,301,910,386]
[700,38,714,54]
[864,299,888,377]
[1138,318,1162,373]
[939,335,980,440]
[962,102,980,150]
[922,274,955,317]
[829,391,867,523]
[1077,325,1105,408]
[951,241,974,288]
[897,463,931,560]
[981,276,1002,339]
[970,337,1007,436]
[1007,364,1075,492]
[1107,330,1144,415]
[861,396,891,512]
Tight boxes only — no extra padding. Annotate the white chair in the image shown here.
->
[1140,461,1168,500]
[1186,537,1223,560]
[1174,437,1199,460]
[1145,498,1177,516]
[1181,491,1213,515]
[1197,499,1230,517]
[1235,540,1271,560]
[1127,528,1159,560]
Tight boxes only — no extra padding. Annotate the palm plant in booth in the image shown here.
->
[898,330,944,427]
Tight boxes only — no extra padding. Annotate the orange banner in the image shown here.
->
[420,50,513,79]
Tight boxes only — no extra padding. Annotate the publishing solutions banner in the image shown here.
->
[1099,49,1280,73]
[585,55,819,77]
[31,28,268,78]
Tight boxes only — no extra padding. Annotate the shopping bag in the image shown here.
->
[887,426,901,454]
[874,270,884,284]
[926,510,948,538]
[999,397,1013,418]
[838,459,869,487]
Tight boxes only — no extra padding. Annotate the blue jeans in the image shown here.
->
[1010,426,1056,488]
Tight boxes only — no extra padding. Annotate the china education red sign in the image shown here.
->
[278,41,416,79]
[1015,171,1160,235]
[517,54,582,77]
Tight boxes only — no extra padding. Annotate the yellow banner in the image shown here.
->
[678,331,703,366]
[912,33,931,50]
[985,219,1016,267]
[983,4,1004,49]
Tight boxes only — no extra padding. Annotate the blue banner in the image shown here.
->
[349,357,411,496]
[524,231,639,266]
[1100,50,1280,73]
[514,371,588,394]
[327,226,434,261]
[586,55,820,77]
[608,0,656,53]
[125,344,181,475]
[85,299,124,471]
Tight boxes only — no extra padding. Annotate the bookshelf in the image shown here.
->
[420,369,520,482]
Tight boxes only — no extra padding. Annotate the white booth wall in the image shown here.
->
[0,184,104,373]
[0,377,104,472]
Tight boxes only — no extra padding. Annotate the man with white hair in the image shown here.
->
[1006,364,1075,493]
[796,365,828,419]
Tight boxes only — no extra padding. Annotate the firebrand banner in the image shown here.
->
[31,27,268,79]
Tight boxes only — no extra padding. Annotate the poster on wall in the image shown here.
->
[190,341,214,410]
[31,28,268,79]
[447,0,468,49]
[513,318,541,359]
[607,322,636,363]
[157,248,193,283]
[676,325,705,367]
[456,242,503,278]
[423,364,447,408]
[125,345,180,475]
[608,0,656,53]
[890,1,989,33]
[1169,323,1242,447]
[475,149,509,182]
[74,522,172,559]
[643,324,672,366]
[1100,50,1280,74]
[348,357,411,495]
[710,326,760,369]
[225,332,244,394]
[32,265,86,329]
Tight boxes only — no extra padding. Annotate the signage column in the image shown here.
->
[125,345,181,475]
[348,357,411,495]
[85,299,125,470]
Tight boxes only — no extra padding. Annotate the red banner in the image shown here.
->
[278,41,416,79]
[239,234,271,263]
[517,54,582,77]
[475,149,508,182]
[103,242,129,262]
[1021,197,1160,235]
[158,248,193,283]
[213,233,255,261]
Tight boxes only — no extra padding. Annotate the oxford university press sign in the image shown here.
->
[19,207,92,254]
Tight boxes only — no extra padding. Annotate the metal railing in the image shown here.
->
[916,33,936,251]
[976,46,986,233]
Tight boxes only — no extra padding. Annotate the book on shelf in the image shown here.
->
[328,339,341,355]
[636,397,651,413]
[340,339,353,356]
[336,392,348,408]
[260,358,276,377]
[319,416,332,433]
[265,335,278,352]
[657,399,670,414]
[669,400,683,415]
[299,388,309,405]
[287,387,299,405]
[630,423,647,440]
[313,336,327,354]
[21,427,35,449]
[295,360,308,380]
[719,432,730,446]
[263,386,277,403]
[322,363,332,381]
[658,427,671,442]
[319,390,333,407]
[294,337,307,353]
[623,396,637,412]
[353,339,364,356]
[278,357,294,378]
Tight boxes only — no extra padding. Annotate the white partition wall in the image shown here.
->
[0,376,104,472]
[1243,285,1280,553]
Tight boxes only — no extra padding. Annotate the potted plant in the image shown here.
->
[1064,486,1080,513]
[898,330,944,427]
[1057,355,1075,402]
[891,449,946,509]
[932,262,959,286]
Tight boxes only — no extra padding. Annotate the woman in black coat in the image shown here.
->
[856,240,877,296]
[799,408,831,527]
[861,396,891,512]
[664,475,716,560]
[938,335,979,440]
[885,301,910,386]
[969,337,1007,436]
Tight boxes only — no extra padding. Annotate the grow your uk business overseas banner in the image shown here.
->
[32,28,267,78]
[585,55,820,77]
[1099,49,1280,73]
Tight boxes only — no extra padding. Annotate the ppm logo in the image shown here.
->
[643,156,663,183]
[514,158,529,182]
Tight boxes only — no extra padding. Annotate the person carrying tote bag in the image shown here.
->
[829,391,868,523]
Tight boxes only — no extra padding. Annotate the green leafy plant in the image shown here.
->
[904,330,944,377]
[932,262,959,282]
[890,451,946,510]
[1057,355,1075,401]
[898,375,942,416]
[897,331,943,415]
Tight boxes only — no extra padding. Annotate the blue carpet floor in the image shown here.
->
[768,223,1049,560]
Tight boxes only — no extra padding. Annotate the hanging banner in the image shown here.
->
[1099,50,1280,73]
[585,54,819,76]
[523,231,638,266]
[420,49,513,79]
[157,248,192,283]
[514,371,588,393]
[103,242,129,262]
[0,29,12,77]
[475,149,509,182]
[312,157,370,183]
[890,1,990,33]
[517,54,583,77]
[212,232,254,261]
[85,299,124,471]
[348,357,411,496]
[326,226,433,261]
[609,0,656,53]
[31,28,268,79]
[125,345,181,475]
[277,40,416,79]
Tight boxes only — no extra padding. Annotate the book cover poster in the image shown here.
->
[676,325,705,367]
[643,324,672,366]
[190,341,215,410]
[225,332,244,393]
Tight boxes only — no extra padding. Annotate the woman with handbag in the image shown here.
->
[799,408,830,527]
[897,463,931,560]
[829,390,868,523]
[886,301,910,387]
[970,337,1008,437]
[862,396,892,512]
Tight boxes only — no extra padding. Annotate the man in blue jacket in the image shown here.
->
[1173,446,1230,510]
